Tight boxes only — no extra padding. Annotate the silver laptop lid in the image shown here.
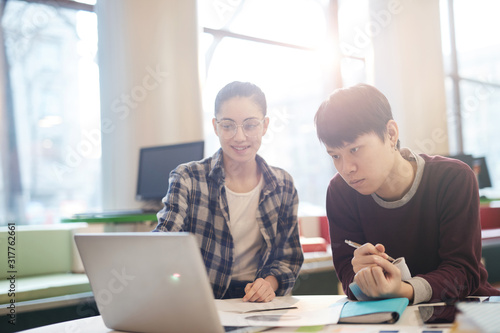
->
[74,232,224,333]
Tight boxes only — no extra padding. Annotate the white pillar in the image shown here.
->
[368,0,448,155]
[96,0,203,210]
[0,3,8,221]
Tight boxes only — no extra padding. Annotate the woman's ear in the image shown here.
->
[262,116,270,136]
[212,118,219,137]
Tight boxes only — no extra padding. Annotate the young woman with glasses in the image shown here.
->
[154,81,303,302]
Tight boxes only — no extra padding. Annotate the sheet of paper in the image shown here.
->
[215,296,300,313]
[269,325,424,332]
[216,295,345,327]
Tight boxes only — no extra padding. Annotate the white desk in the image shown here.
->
[19,295,452,333]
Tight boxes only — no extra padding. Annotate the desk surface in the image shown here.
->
[61,213,157,224]
[19,295,455,333]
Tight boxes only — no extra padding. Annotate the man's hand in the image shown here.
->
[354,256,414,300]
[351,242,391,274]
[243,276,278,302]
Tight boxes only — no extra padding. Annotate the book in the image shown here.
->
[300,236,328,252]
[338,298,409,324]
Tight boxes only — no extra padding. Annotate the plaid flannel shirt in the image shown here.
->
[153,148,303,298]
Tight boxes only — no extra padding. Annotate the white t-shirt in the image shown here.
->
[225,176,264,281]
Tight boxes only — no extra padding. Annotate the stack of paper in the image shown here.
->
[456,302,500,333]
[216,296,345,327]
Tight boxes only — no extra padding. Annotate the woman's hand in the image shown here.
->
[243,276,278,302]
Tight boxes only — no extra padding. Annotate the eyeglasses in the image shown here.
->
[215,118,265,139]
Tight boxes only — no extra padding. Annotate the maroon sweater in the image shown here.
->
[326,153,500,302]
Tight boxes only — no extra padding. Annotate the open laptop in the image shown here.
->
[75,232,265,333]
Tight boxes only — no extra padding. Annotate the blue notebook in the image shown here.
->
[339,298,409,324]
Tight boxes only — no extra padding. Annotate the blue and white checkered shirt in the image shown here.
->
[154,148,303,298]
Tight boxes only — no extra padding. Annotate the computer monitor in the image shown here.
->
[447,154,492,189]
[136,141,204,201]
[473,156,492,189]
[447,154,474,169]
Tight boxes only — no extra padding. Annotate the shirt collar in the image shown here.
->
[371,147,425,208]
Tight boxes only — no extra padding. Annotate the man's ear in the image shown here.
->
[386,120,399,146]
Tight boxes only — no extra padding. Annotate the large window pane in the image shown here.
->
[441,0,500,198]
[228,0,327,48]
[199,0,370,214]
[201,0,328,48]
[454,0,500,84]
[2,1,100,224]
[460,81,500,197]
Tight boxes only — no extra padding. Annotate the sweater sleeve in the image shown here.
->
[417,162,484,303]
[326,175,364,299]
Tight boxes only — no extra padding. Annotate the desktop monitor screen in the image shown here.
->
[136,141,204,201]
[473,156,492,189]
[447,154,492,189]
[447,154,474,169]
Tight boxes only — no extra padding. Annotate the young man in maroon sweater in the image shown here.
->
[314,83,500,304]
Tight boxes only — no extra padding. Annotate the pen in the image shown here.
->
[344,239,396,262]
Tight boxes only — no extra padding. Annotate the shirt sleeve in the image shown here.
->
[256,175,304,296]
[153,167,192,232]
[406,277,432,304]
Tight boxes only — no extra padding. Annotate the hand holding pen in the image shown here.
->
[345,239,396,263]
[345,240,412,299]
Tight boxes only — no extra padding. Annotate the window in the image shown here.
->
[1,0,99,225]
[199,0,367,215]
[441,0,500,198]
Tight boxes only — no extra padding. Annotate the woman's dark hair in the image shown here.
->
[314,83,398,149]
[214,81,267,116]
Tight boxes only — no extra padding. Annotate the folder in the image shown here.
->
[339,298,409,324]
